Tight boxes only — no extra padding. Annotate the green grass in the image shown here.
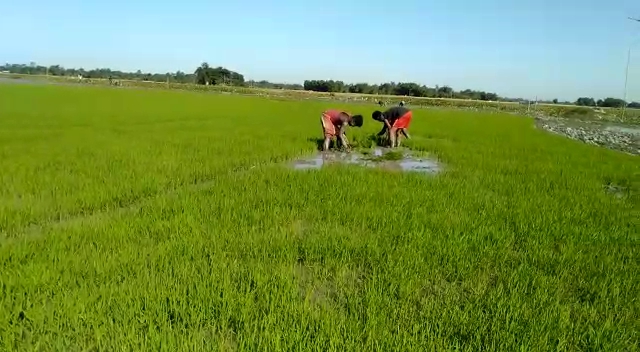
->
[0,83,638,351]
[5,73,640,124]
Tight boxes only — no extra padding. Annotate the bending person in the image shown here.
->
[372,106,412,148]
[320,109,363,151]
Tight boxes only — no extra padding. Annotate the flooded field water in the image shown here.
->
[290,147,442,174]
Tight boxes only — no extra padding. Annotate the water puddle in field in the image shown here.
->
[291,147,442,174]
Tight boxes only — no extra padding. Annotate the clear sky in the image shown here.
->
[1,0,639,101]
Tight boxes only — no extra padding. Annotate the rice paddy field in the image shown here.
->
[0,83,638,351]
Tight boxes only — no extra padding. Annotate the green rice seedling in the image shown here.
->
[0,83,638,351]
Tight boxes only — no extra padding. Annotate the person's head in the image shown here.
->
[399,101,405,106]
[350,114,363,127]
[372,110,385,122]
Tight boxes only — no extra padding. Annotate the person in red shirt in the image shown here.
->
[372,106,412,148]
[320,109,363,151]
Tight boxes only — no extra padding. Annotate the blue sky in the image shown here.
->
[1,0,639,101]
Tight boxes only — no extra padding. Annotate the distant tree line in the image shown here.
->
[1,62,638,108]
[1,62,199,84]
[575,96,640,109]
[194,63,244,86]
[302,80,501,101]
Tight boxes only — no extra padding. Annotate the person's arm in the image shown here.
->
[400,129,410,139]
[337,122,349,149]
[381,108,395,129]
[377,123,388,136]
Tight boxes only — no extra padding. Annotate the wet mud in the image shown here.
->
[291,147,442,174]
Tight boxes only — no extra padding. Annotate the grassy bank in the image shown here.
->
[0,84,638,351]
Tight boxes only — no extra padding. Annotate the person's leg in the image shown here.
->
[395,129,403,147]
[396,128,411,147]
[389,127,398,148]
[323,136,331,151]
[321,114,334,151]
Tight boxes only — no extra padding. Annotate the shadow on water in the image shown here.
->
[290,147,442,174]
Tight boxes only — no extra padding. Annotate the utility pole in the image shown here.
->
[622,17,640,121]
